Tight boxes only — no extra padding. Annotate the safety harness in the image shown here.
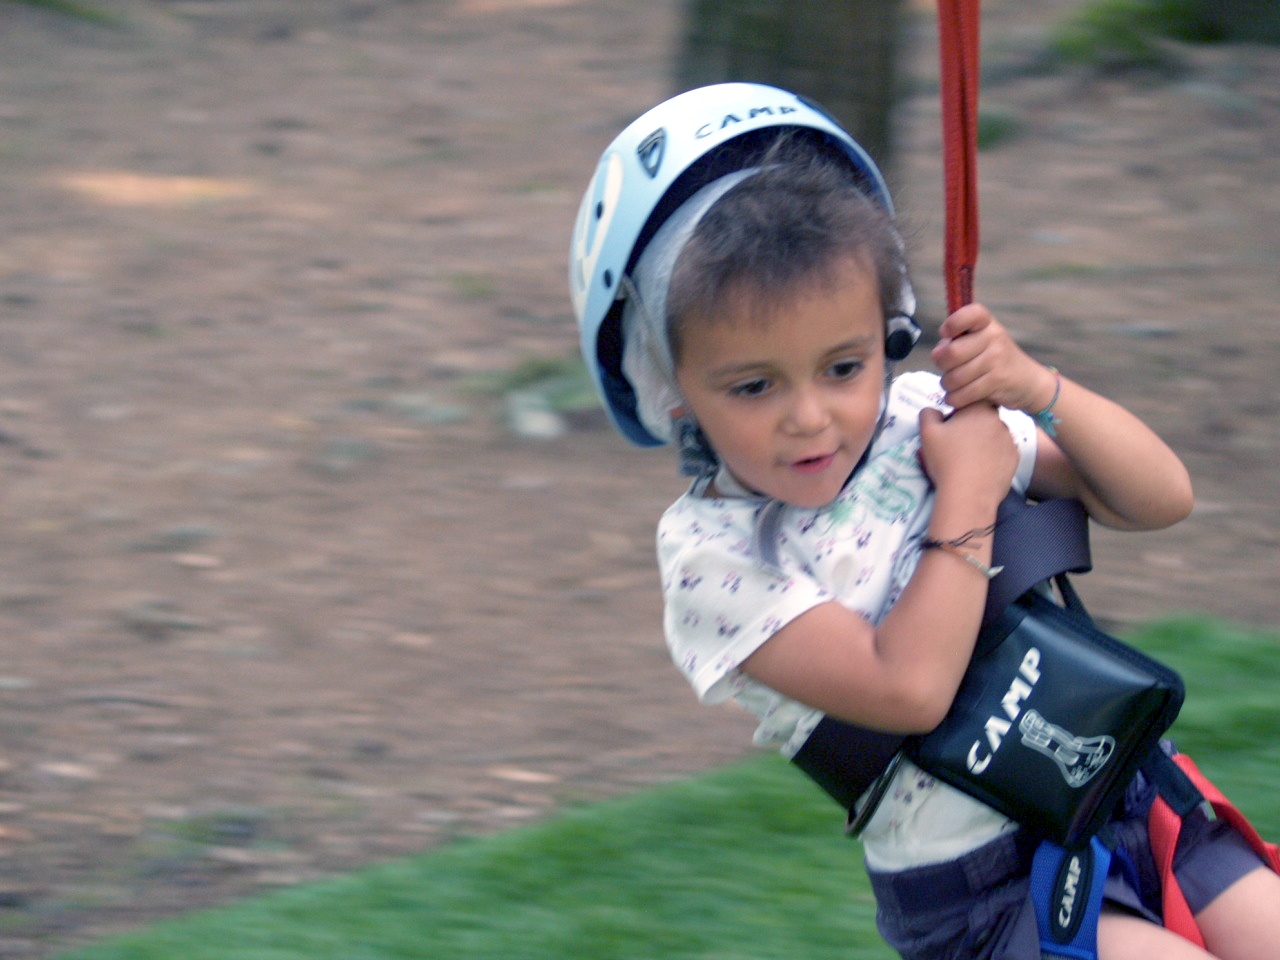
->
[791,1,1280,953]
[793,492,1278,954]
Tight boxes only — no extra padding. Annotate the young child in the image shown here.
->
[569,82,1280,959]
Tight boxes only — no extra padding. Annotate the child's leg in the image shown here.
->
[1195,866,1280,960]
[1097,911,1214,958]
[1098,866,1280,960]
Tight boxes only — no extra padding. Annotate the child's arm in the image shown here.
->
[742,305,1192,735]
[931,303,1193,531]
[740,402,1018,734]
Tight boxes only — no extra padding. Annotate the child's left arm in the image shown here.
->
[931,303,1193,531]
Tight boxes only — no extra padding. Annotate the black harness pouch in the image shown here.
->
[794,494,1188,849]
[906,573,1185,848]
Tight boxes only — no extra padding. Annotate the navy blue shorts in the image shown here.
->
[867,778,1267,960]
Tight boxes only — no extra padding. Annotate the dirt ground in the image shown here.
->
[0,0,1276,955]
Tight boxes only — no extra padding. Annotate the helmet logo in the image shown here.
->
[694,103,798,140]
[637,128,666,179]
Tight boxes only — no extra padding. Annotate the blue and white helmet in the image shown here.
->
[568,82,918,448]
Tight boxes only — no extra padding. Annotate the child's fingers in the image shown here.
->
[932,320,993,375]
[916,407,942,476]
[936,302,992,342]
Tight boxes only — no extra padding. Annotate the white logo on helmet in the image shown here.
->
[569,150,626,321]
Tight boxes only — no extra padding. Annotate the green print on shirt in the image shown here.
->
[820,438,924,532]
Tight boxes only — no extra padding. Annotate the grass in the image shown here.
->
[444,271,500,301]
[463,354,602,415]
[52,614,1280,959]
[977,106,1023,151]
[52,759,884,960]
[1130,615,1280,837]
[3,0,120,24]
[1047,0,1225,71]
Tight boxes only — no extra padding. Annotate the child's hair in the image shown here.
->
[665,135,907,365]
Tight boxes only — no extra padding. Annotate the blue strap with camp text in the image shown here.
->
[1030,838,1110,960]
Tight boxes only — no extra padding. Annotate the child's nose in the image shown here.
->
[784,387,831,435]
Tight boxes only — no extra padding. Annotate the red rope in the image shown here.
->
[937,0,981,313]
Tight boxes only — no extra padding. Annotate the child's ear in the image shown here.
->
[670,404,687,420]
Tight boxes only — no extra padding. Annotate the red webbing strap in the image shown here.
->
[937,0,981,313]
[1148,752,1280,947]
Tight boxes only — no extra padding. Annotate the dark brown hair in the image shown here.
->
[666,135,908,364]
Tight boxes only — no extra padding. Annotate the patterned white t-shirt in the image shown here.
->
[656,371,1038,869]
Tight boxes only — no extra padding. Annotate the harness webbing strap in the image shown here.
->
[1148,752,1280,947]
[1031,838,1112,960]
[790,715,903,818]
[937,0,982,313]
[983,495,1092,631]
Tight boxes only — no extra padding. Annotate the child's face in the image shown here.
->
[674,255,887,508]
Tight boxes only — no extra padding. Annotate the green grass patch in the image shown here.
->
[977,106,1023,151]
[464,354,601,415]
[4,0,120,24]
[53,615,1279,959]
[1047,0,1224,71]
[1021,262,1113,282]
[444,271,500,301]
[54,759,882,960]
[1129,615,1280,838]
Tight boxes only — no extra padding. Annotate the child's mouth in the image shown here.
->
[792,453,835,474]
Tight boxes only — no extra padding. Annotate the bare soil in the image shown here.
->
[0,0,1277,955]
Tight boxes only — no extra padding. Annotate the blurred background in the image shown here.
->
[0,0,1277,954]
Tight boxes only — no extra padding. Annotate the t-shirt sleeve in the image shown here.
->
[657,501,834,704]
[1000,404,1038,494]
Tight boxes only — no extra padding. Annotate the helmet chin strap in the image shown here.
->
[675,413,719,479]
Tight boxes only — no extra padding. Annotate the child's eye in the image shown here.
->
[728,377,770,398]
[828,359,864,380]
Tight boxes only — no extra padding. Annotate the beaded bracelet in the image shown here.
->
[1034,366,1063,437]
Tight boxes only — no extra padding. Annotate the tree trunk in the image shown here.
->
[675,0,907,169]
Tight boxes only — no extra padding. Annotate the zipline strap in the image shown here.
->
[937,0,982,312]
[983,495,1092,626]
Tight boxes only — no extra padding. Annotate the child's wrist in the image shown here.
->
[931,481,1004,525]
[1026,365,1063,437]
